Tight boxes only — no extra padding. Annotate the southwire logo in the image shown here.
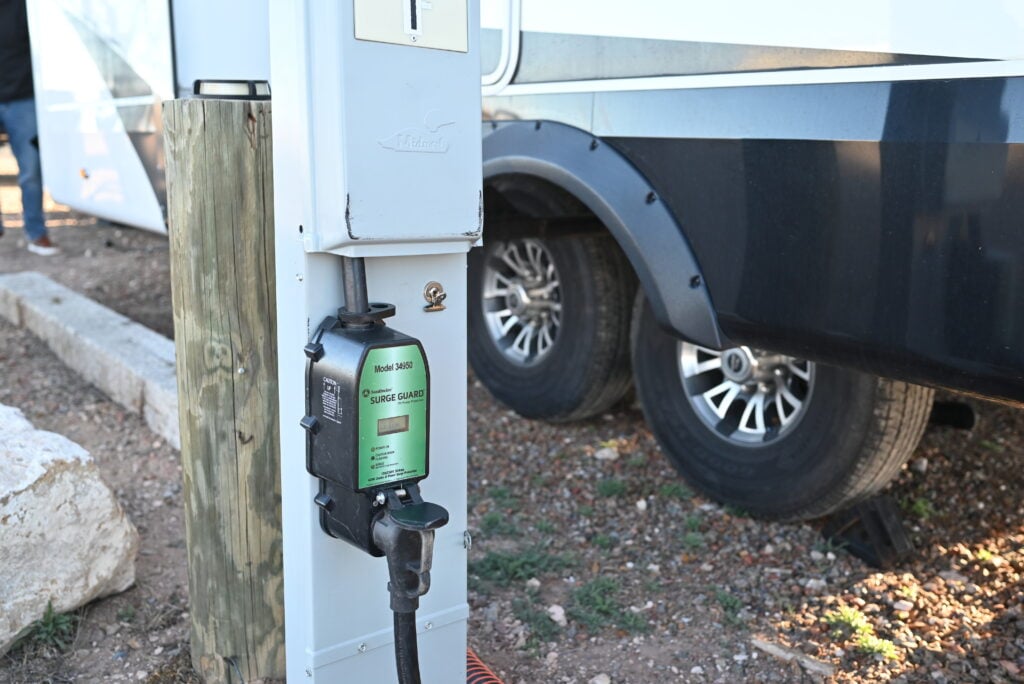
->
[379,111,453,154]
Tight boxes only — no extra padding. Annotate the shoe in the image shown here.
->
[27,236,59,256]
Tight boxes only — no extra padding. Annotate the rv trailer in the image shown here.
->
[25,0,1024,518]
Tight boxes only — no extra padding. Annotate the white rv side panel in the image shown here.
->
[170,0,271,96]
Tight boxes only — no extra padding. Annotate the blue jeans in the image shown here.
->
[0,98,47,242]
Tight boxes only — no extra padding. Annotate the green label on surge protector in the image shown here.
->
[357,344,428,489]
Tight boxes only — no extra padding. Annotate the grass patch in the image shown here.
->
[684,515,702,532]
[480,511,518,537]
[658,482,693,500]
[902,496,935,520]
[535,520,555,535]
[854,633,900,660]
[489,486,517,511]
[592,534,615,549]
[824,606,872,638]
[512,598,562,646]
[681,532,704,550]
[714,588,744,628]
[578,505,594,518]
[470,547,574,587]
[825,606,900,660]
[596,479,627,498]
[28,601,78,651]
[569,577,647,634]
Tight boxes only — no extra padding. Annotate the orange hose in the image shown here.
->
[466,648,504,684]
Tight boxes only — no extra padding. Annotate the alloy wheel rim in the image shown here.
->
[678,342,815,447]
[482,239,563,365]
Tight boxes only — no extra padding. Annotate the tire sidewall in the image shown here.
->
[468,236,602,419]
[632,294,881,517]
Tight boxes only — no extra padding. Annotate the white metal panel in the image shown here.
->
[520,0,1024,60]
[291,0,482,254]
[26,0,168,233]
[170,0,271,97]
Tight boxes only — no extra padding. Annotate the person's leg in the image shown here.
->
[3,98,47,243]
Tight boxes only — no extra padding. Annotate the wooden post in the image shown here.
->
[163,98,284,683]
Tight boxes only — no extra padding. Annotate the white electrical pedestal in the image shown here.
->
[270,1,481,681]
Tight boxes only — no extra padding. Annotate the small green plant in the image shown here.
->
[116,605,136,623]
[724,505,749,518]
[684,515,702,532]
[854,633,899,660]
[980,439,1005,453]
[592,534,615,549]
[490,486,517,510]
[824,606,872,639]
[628,454,648,468]
[569,577,647,633]
[903,496,935,520]
[512,598,561,647]
[31,601,77,650]
[577,505,595,517]
[976,548,994,562]
[596,479,627,498]
[470,547,574,587]
[681,532,704,550]
[535,520,555,535]
[480,511,518,537]
[714,589,744,627]
[658,482,693,500]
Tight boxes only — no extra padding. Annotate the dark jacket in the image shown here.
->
[0,0,34,103]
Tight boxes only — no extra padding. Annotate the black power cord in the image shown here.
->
[393,611,422,684]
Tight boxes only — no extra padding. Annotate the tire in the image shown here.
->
[468,233,636,422]
[630,292,934,520]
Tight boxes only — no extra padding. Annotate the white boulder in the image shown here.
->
[0,404,138,654]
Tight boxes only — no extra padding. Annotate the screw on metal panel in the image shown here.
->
[689,275,701,288]
[305,667,313,677]
[296,274,304,282]
[358,643,368,653]
[423,281,447,312]
[425,622,433,630]
[645,191,657,204]
[237,367,246,375]
[589,139,599,150]
[463,530,472,550]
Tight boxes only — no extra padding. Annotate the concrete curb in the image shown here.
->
[0,271,180,449]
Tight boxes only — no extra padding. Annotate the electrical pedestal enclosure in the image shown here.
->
[271,0,480,682]
[281,0,482,256]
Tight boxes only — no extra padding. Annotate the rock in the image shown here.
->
[893,599,914,612]
[0,405,138,655]
[911,457,928,474]
[810,550,825,562]
[594,447,619,461]
[589,675,611,684]
[805,578,828,593]
[635,499,648,512]
[526,578,541,590]
[547,604,568,627]
[690,665,705,675]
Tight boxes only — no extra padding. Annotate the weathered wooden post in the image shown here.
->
[163,97,284,683]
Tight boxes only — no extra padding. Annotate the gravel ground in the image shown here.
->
[3,148,1024,683]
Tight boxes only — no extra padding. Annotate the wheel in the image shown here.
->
[468,233,636,422]
[630,293,934,520]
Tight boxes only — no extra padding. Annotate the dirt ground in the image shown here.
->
[3,148,1024,684]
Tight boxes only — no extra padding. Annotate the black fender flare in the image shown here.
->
[482,120,727,350]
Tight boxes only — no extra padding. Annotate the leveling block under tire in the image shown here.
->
[631,292,935,521]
